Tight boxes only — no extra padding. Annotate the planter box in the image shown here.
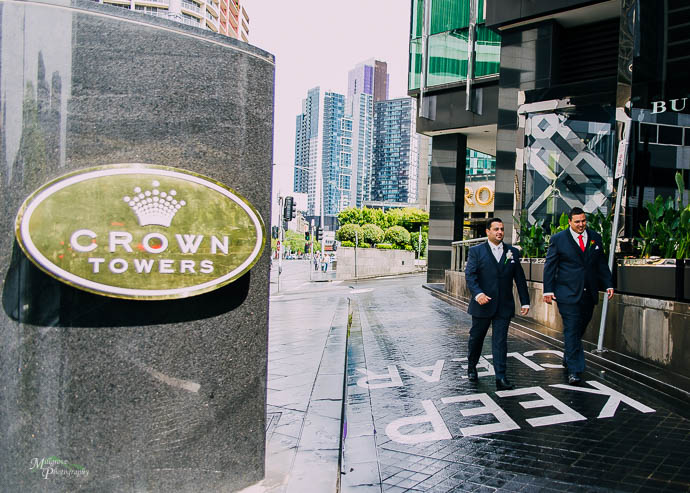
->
[530,258,545,283]
[518,258,545,282]
[616,259,677,299]
[686,263,690,300]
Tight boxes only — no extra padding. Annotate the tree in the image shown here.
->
[336,223,364,244]
[361,207,386,228]
[384,226,411,248]
[337,207,362,226]
[399,207,429,233]
[283,230,306,254]
[361,223,384,245]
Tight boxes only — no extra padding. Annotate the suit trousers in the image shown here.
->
[557,294,595,374]
[467,315,511,378]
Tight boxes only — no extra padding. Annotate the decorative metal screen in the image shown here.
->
[523,109,615,224]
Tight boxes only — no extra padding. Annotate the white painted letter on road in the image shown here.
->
[452,356,495,379]
[496,386,586,427]
[441,393,520,437]
[401,360,445,383]
[385,400,452,444]
[551,381,656,418]
[357,366,403,389]
[523,350,565,369]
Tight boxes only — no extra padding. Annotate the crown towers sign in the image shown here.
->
[15,164,266,300]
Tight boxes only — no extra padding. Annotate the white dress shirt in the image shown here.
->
[490,241,503,263]
[570,227,588,250]
[544,228,588,298]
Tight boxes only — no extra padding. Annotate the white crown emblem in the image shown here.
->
[123,180,186,227]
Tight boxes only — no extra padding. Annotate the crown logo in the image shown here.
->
[123,180,186,227]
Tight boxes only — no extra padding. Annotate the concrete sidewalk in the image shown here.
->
[241,273,349,493]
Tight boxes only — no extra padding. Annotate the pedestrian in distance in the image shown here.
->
[465,218,530,390]
[543,207,614,386]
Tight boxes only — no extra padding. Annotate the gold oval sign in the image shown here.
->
[15,164,265,300]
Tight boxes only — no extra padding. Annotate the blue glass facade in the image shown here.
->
[322,92,352,216]
[371,98,418,204]
[293,87,320,215]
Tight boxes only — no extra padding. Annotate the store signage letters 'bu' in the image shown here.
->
[15,164,265,300]
[651,98,688,114]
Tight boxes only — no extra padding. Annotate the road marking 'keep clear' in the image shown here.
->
[354,350,656,444]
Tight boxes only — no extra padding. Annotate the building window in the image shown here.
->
[409,0,497,90]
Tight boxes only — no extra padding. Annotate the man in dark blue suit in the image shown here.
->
[465,218,530,390]
[543,207,614,385]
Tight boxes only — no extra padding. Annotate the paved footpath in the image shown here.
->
[342,275,690,493]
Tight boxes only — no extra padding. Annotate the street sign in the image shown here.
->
[615,140,627,179]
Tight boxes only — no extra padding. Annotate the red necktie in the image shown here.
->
[578,235,585,252]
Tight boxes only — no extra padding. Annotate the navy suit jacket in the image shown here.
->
[543,228,613,305]
[465,242,530,319]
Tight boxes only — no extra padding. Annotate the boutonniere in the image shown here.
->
[504,250,513,264]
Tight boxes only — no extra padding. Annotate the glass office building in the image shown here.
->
[294,87,320,216]
[372,98,418,204]
[322,92,352,216]
[409,0,500,90]
[409,0,690,282]
[293,88,352,218]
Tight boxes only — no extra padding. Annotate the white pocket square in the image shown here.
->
[595,246,599,250]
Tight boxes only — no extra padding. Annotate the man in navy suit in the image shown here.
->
[465,218,530,390]
[543,207,614,385]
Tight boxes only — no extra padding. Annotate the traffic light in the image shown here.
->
[283,196,296,221]
[271,226,279,239]
[305,231,310,241]
[316,227,323,241]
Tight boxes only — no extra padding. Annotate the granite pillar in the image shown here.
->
[427,134,466,283]
[0,1,274,491]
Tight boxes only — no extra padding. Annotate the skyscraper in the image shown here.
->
[371,97,418,204]
[293,87,320,215]
[347,59,389,207]
[293,87,352,218]
[350,92,374,208]
[347,59,389,107]
[321,92,352,216]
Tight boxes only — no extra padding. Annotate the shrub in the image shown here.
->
[376,243,394,249]
[361,223,384,245]
[384,226,411,248]
[340,240,355,247]
[336,223,364,244]
[359,242,371,248]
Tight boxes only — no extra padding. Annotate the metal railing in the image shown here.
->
[450,237,487,272]
[181,0,201,14]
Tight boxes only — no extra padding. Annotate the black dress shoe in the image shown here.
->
[467,366,478,382]
[495,377,514,390]
[568,374,582,385]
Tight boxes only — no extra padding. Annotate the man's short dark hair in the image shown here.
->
[568,207,586,219]
[486,217,503,230]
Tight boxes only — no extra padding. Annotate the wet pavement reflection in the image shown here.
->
[343,274,690,493]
